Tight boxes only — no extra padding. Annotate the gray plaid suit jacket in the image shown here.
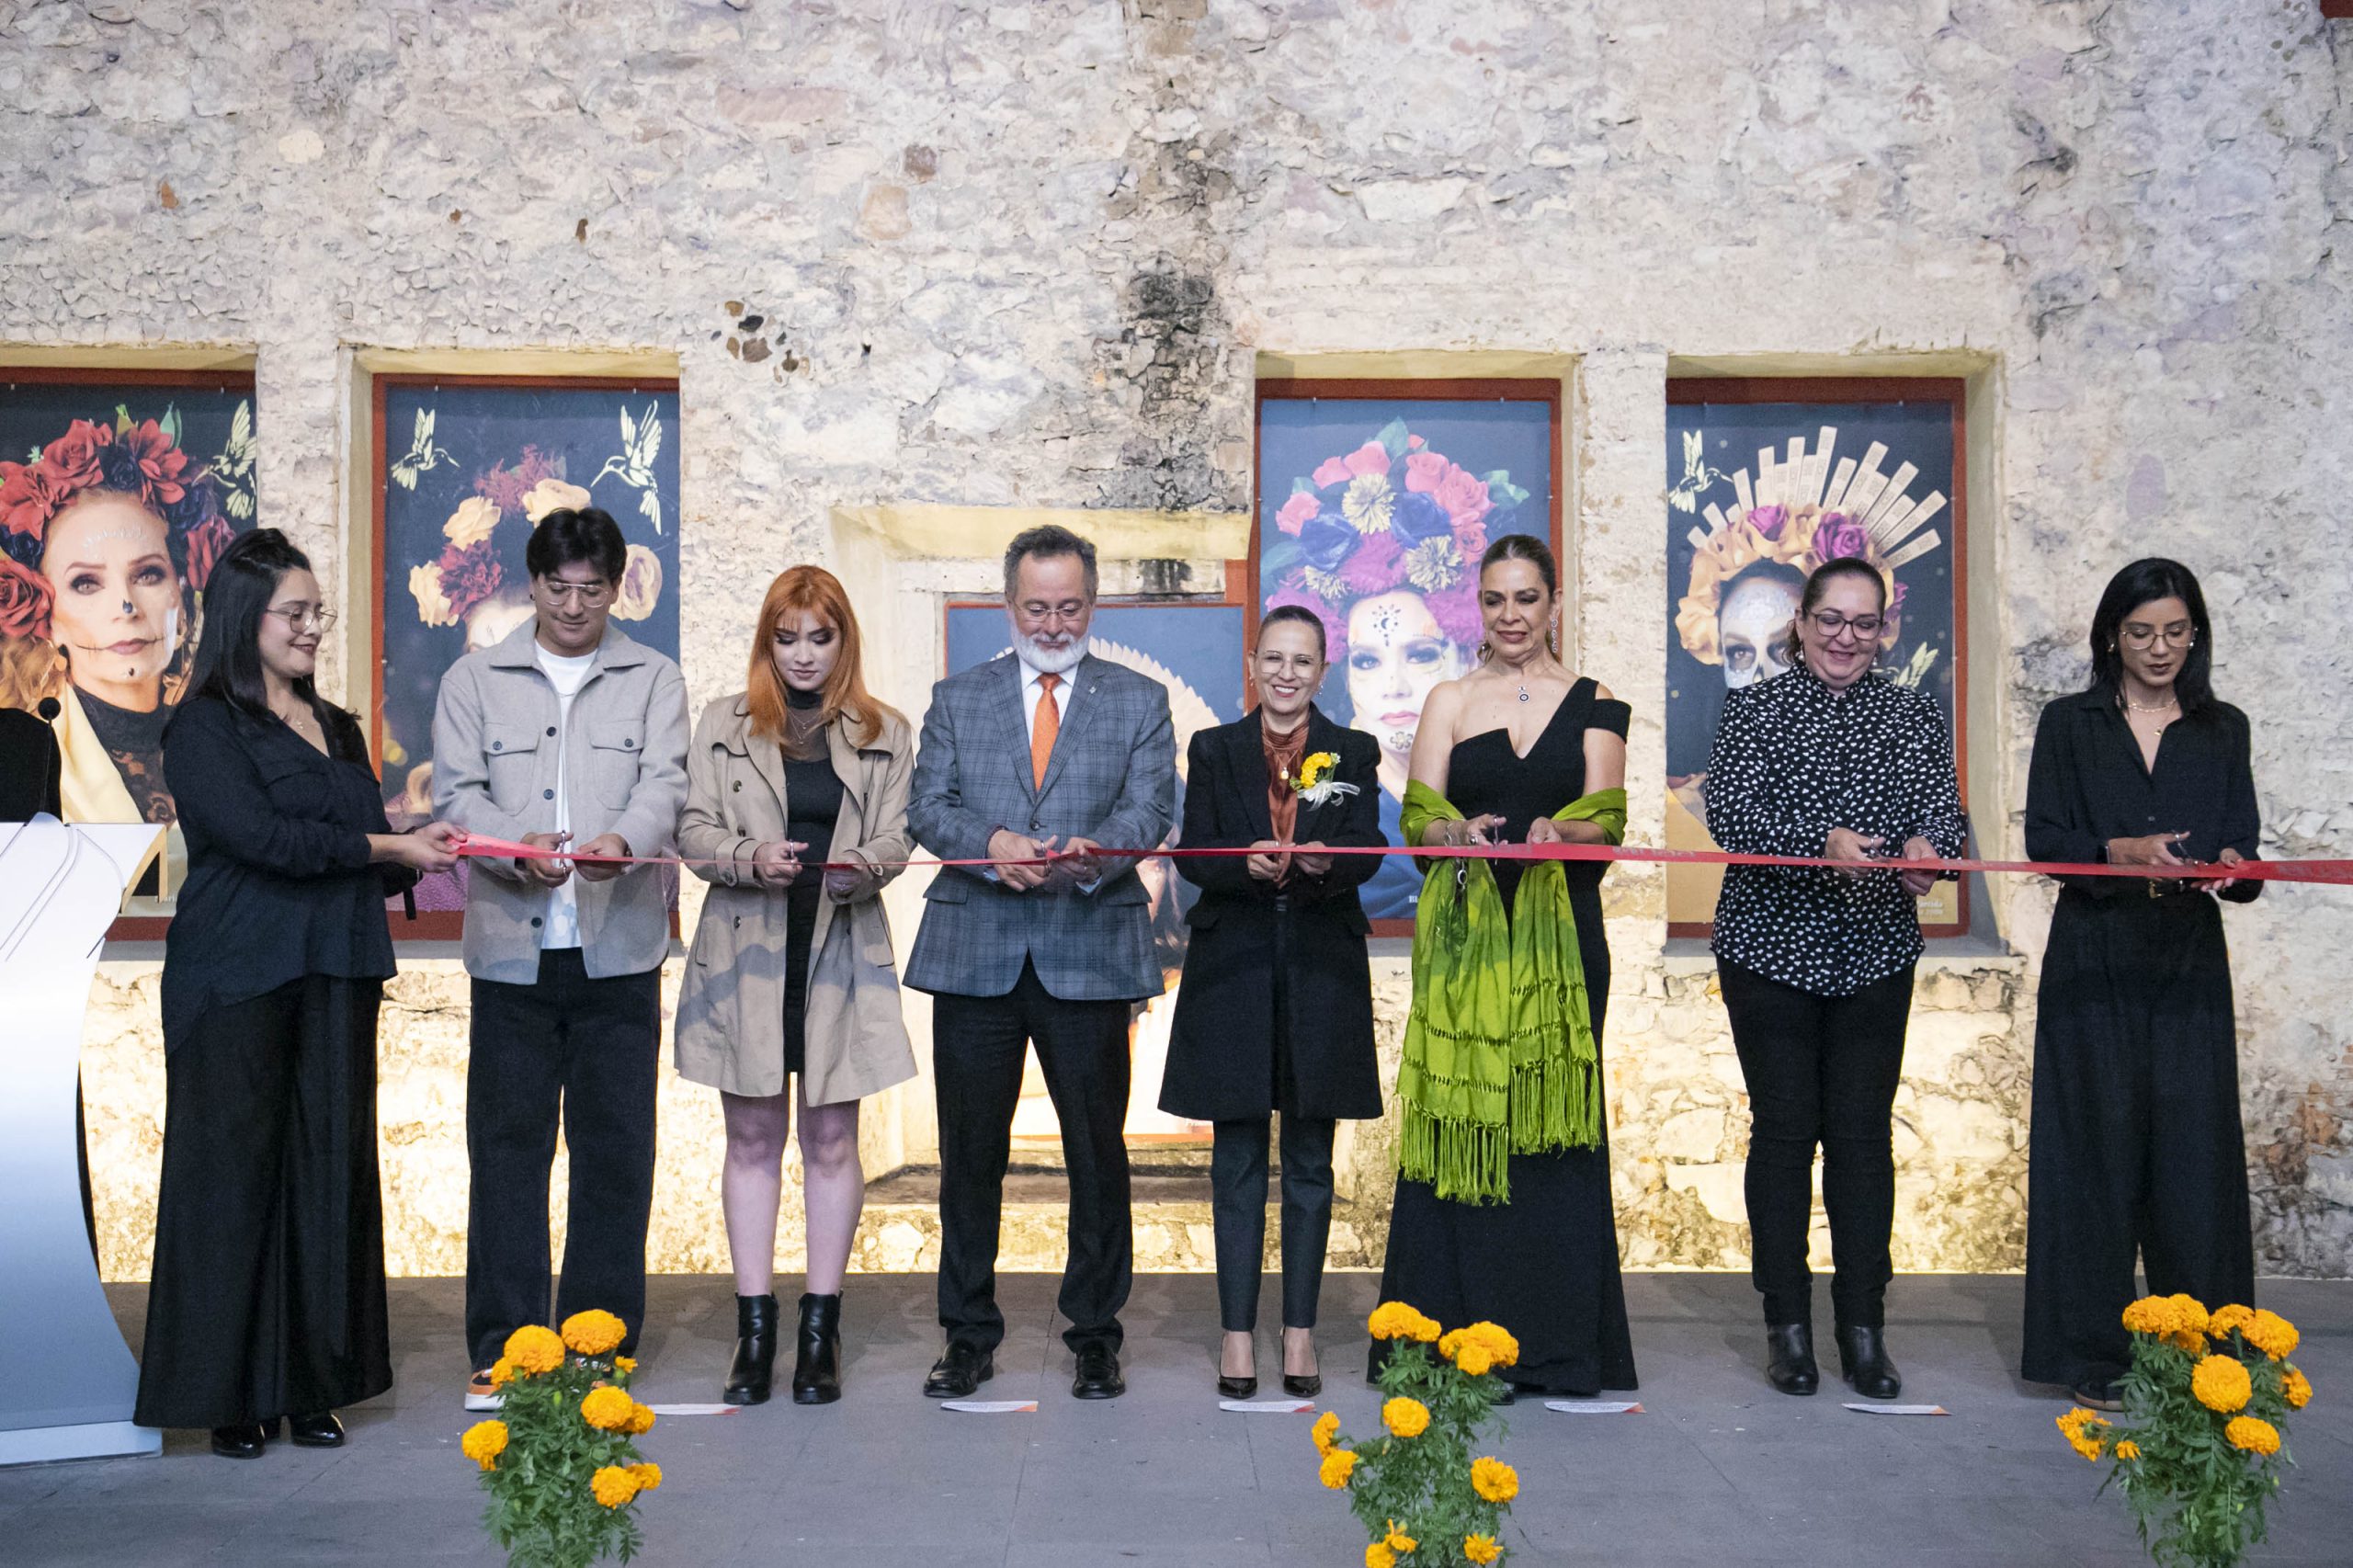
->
[904,652,1176,1002]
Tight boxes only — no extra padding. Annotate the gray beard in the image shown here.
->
[1017,633,1086,676]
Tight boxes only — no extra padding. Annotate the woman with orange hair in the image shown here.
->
[675,566,916,1405]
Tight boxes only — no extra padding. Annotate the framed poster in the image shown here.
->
[1664,378,1969,937]
[373,375,681,937]
[1254,380,1561,933]
[0,368,258,913]
[943,597,1246,1142]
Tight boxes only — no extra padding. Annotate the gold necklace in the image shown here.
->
[2123,694,2178,714]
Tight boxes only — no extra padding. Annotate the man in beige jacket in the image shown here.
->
[430,507,688,1408]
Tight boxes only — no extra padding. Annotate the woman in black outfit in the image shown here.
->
[2020,559,2261,1409]
[1705,555,1967,1401]
[1161,605,1385,1398]
[137,530,460,1457]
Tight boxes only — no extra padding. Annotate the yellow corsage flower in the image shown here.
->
[2191,1354,2252,1414]
[503,1324,566,1376]
[589,1465,641,1509]
[1464,1535,1503,1566]
[460,1419,508,1471]
[1381,1397,1430,1439]
[1311,1411,1340,1457]
[1319,1449,1358,1489]
[580,1385,637,1432]
[2226,1415,2281,1456]
[562,1309,628,1358]
[1288,750,1359,807]
[1471,1456,1519,1504]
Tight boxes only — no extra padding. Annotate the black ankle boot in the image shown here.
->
[724,1293,779,1405]
[792,1292,842,1405]
[1836,1324,1903,1400]
[1765,1323,1819,1395]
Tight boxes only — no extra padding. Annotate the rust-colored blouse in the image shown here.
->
[1261,717,1309,846]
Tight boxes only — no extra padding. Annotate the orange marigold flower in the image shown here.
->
[1463,1321,1520,1368]
[487,1357,517,1390]
[590,1465,641,1509]
[2114,1439,2141,1461]
[2245,1310,2300,1362]
[2120,1295,2177,1338]
[562,1309,628,1358]
[580,1385,637,1432]
[627,1462,663,1493]
[1312,1412,1340,1457]
[503,1324,565,1376]
[460,1419,508,1471]
[2225,1416,2281,1456]
[1382,1521,1417,1552]
[2191,1355,2252,1415]
[1456,1344,1495,1379]
[624,1402,657,1436]
[614,1356,638,1375]
[1319,1449,1358,1490]
[1367,1301,1441,1344]
[2166,1329,2208,1356]
[2165,1295,2210,1336]
[1464,1535,1503,1566]
[1471,1456,1519,1504]
[1365,1546,1395,1568]
[2283,1366,2313,1411]
[2209,1303,2256,1338]
[1382,1397,1431,1438]
[1438,1328,1467,1359]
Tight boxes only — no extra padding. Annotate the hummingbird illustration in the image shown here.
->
[1668,428,1725,515]
[211,399,257,519]
[390,407,454,491]
[592,403,665,535]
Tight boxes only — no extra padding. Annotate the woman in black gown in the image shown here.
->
[1372,536,1637,1396]
[2019,559,2262,1409]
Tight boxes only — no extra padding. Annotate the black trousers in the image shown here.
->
[1719,960,1915,1329]
[135,976,391,1428]
[2020,892,2254,1386]
[932,960,1132,1354]
[465,949,662,1370]
[1211,1115,1336,1333]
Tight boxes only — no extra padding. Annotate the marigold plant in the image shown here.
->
[1315,1301,1522,1565]
[2060,1294,2312,1568]
[469,1313,662,1568]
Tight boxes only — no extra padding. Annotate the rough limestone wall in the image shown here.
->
[6,1,2347,1282]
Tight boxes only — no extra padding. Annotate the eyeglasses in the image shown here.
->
[265,607,337,632]
[1015,600,1089,627]
[1806,609,1884,642]
[2120,624,2195,651]
[539,581,614,607]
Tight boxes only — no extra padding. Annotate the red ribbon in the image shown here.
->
[447,833,2350,886]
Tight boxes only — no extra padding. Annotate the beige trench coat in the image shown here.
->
[673,694,916,1105]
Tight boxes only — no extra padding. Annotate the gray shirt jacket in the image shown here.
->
[431,619,690,985]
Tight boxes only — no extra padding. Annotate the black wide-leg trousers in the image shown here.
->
[2020,891,2255,1387]
[1719,960,1916,1330]
[932,960,1133,1355]
[136,976,391,1429]
[464,949,662,1370]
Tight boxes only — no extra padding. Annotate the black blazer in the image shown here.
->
[1158,707,1384,1122]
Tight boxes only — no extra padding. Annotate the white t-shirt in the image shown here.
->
[536,644,598,950]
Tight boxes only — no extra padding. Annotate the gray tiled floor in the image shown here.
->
[2,1273,2346,1565]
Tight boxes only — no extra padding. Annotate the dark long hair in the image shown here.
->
[176,528,358,756]
[1478,534,1561,655]
[1780,555,1887,668]
[2087,557,2215,714]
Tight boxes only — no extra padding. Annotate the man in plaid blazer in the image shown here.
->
[904,525,1176,1401]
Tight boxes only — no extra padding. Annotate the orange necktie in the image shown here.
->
[1030,673,1061,789]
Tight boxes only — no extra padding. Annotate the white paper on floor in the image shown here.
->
[1542,1400,1644,1415]
[644,1403,743,1416]
[1219,1398,1317,1414]
[1842,1403,1949,1415]
[938,1399,1039,1414]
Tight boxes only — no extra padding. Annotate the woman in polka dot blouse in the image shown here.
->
[1702,556,1967,1403]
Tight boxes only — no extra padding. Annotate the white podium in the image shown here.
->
[0,817,164,1464]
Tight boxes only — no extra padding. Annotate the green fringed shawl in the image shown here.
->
[1393,779,1628,1205]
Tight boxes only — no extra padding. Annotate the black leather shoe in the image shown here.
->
[287,1412,344,1448]
[210,1424,267,1460]
[1765,1323,1820,1396]
[724,1293,779,1406]
[790,1292,842,1405]
[1072,1345,1125,1400]
[923,1342,994,1399]
[1836,1324,1903,1400]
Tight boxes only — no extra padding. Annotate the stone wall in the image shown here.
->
[11,0,2349,1282]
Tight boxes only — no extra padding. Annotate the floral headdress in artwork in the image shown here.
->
[1261,420,1519,665]
[407,446,664,629]
[1674,426,1946,675]
[0,411,241,646]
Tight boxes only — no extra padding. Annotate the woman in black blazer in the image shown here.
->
[1160,605,1384,1399]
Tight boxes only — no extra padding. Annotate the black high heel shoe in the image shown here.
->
[1836,1324,1903,1401]
[1279,1331,1321,1398]
[724,1292,779,1405]
[1216,1335,1256,1399]
[1765,1323,1820,1396]
[791,1292,842,1405]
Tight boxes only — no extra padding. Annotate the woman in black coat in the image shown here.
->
[135,530,460,1459]
[1160,604,1384,1400]
[2020,559,2263,1409]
